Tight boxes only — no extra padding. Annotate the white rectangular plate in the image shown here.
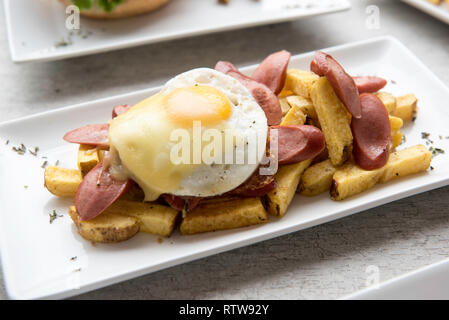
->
[3,0,350,63]
[402,0,449,25]
[344,257,449,299]
[1,36,449,300]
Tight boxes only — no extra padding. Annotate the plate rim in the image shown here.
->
[2,35,449,299]
[3,0,351,63]
[401,0,449,25]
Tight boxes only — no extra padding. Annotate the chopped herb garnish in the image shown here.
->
[73,268,82,272]
[41,161,48,169]
[49,210,63,224]
[24,185,28,189]
[5,140,9,145]
[429,147,445,157]
[70,256,78,261]
[421,132,431,139]
[430,166,434,171]
[55,160,60,166]
[29,147,39,156]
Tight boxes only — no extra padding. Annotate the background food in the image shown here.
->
[60,0,170,19]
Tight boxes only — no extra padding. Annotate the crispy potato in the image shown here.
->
[299,159,337,196]
[376,92,397,114]
[426,0,441,4]
[285,69,319,99]
[331,145,431,200]
[77,145,104,176]
[180,197,268,235]
[107,200,179,237]
[69,206,140,243]
[392,94,417,121]
[278,88,294,98]
[390,115,404,149]
[286,95,317,119]
[391,131,403,149]
[263,159,312,217]
[281,102,307,125]
[310,77,353,166]
[279,97,291,116]
[44,166,82,197]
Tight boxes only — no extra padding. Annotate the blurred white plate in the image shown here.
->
[344,257,449,299]
[1,36,449,299]
[3,0,350,63]
[402,0,449,25]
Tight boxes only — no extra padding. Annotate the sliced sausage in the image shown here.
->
[75,161,134,221]
[163,194,201,212]
[228,171,276,197]
[351,93,391,170]
[112,104,132,118]
[270,125,325,165]
[215,61,282,125]
[251,50,291,95]
[63,124,110,149]
[353,76,387,94]
[311,51,362,119]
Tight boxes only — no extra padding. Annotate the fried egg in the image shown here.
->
[108,68,268,201]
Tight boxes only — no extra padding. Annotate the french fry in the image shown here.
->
[285,69,319,99]
[390,115,404,149]
[263,159,312,217]
[299,159,337,196]
[310,77,353,166]
[180,197,268,235]
[331,145,431,200]
[107,200,179,237]
[279,97,291,116]
[376,92,397,114]
[392,94,417,121]
[286,95,317,119]
[77,144,104,176]
[281,102,307,125]
[44,166,82,197]
[69,206,140,243]
[426,0,441,4]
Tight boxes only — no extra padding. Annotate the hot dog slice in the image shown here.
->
[270,125,325,165]
[75,161,134,221]
[215,61,283,125]
[163,194,201,212]
[228,171,277,197]
[311,51,362,119]
[112,104,132,118]
[251,50,291,95]
[351,93,391,170]
[353,76,387,94]
[63,124,110,149]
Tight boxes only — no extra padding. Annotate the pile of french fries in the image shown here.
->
[44,69,431,243]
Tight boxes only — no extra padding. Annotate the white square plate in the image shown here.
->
[402,0,449,25]
[1,36,449,300]
[3,0,350,63]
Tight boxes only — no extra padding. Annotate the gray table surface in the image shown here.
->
[1,0,449,300]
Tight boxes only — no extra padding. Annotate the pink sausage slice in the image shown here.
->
[351,93,391,170]
[112,104,132,118]
[270,125,325,165]
[63,124,110,149]
[75,161,134,221]
[311,51,362,119]
[163,194,201,212]
[251,50,291,95]
[215,61,283,125]
[353,76,387,94]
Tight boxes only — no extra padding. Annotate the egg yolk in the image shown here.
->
[164,85,232,126]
